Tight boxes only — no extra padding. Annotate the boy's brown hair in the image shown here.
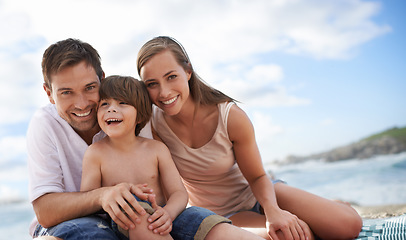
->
[99,75,152,136]
[42,38,104,89]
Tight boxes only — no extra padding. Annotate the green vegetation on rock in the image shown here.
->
[363,127,406,143]
[282,126,406,164]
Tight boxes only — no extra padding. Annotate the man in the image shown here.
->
[27,38,156,239]
[27,38,264,240]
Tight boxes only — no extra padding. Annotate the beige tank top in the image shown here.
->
[152,102,257,216]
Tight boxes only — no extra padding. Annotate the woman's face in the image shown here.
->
[140,50,192,116]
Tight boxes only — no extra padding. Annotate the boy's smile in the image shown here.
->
[105,118,123,125]
[97,98,138,138]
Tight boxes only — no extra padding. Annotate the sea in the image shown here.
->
[1,152,406,239]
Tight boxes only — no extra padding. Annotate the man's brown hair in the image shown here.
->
[42,38,104,89]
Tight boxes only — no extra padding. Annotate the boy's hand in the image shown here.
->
[147,194,173,235]
[100,183,153,231]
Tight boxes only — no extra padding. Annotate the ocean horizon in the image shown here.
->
[1,152,406,239]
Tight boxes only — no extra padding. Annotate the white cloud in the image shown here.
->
[0,185,22,203]
[3,0,390,61]
[250,64,284,84]
[0,51,47,125]
[250,111,285,162]
[0,136,27,164]
[0,0,392,162]
[175,0,390,62]
[0,165,27,182]
[248,87,312,108]
[251,112,284,142]
[212,63,311,108]
[320,118,335,126]
[0,6,31,46]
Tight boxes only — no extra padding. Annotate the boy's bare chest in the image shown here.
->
[100,152,159,187]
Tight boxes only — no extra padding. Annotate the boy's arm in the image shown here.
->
[80,146,102,191]
[160,142,188,218]
[149,141,188,222]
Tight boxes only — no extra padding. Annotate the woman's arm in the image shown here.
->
[227,105,276,206]
[227,104,307,240]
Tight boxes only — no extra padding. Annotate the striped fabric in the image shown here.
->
[356,214,406,240]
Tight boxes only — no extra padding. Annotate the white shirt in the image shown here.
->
[26,104,152,235]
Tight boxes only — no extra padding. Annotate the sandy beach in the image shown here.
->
[353,203,406,219]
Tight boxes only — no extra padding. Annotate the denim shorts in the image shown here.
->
[224,179,286,218]
[33,215,119,240]
[113,195,231,240]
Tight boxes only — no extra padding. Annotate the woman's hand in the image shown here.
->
[147,194,173,235]
[266,208,309,240]
[100,183,153,231]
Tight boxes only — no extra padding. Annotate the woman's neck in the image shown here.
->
[163,99,220,149]
[170,97,200,127]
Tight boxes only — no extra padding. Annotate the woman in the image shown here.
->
[137,36,362,240]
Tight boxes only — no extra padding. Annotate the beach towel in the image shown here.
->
[356,214,406,240]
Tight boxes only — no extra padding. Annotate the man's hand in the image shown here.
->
[100,183,153,230]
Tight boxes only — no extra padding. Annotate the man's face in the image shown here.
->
[44,61,100,135]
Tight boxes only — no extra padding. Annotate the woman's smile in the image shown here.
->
[162,95,178,105]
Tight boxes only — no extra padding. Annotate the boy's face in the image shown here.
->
[97,98,138,138]
[44,61,100,135]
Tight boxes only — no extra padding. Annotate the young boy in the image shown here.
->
[80,75,231,240]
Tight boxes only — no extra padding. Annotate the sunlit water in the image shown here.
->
[268,152,406,205]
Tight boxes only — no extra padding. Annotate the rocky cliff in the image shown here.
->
[283,126,406,164]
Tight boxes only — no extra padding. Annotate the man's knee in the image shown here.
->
[33,237,63,240]
[36,216,119,240]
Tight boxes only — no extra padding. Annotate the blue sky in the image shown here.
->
[0,0,405,201]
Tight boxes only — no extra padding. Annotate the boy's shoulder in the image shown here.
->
[86,138,109,153]
[137,136,169,152]
[137,136,163,145]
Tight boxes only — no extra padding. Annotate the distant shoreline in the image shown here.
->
[280,126,406,164]
[353,203,406,219]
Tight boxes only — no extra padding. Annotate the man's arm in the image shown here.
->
[33,190,102,228]
[34,183,152,230]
